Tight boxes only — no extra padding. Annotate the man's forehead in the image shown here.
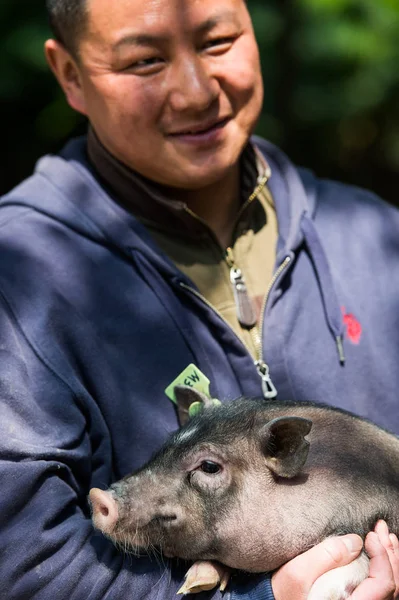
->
[85,0,244,40]
[112,13,241,52]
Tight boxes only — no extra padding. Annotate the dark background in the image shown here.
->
[2,0,399,204]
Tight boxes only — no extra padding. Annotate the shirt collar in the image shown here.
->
[87,127,271,239]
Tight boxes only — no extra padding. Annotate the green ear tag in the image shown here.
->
[165,364,211,404]
[188,398,222,418]
[188,401,203,418]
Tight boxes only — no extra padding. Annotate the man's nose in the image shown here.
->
[167,56,220,113]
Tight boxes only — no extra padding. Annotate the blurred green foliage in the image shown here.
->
[1,0,399,204]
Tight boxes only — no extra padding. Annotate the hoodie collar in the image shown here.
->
[252,137,310,259]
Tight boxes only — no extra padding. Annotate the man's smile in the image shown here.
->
[167,117,232,146]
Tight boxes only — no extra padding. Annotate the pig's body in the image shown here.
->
[90,396,399,593]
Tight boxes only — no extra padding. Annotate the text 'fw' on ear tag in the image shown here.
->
[165,364,211,403]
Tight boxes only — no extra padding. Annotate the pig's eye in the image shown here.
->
[199,460,221,474]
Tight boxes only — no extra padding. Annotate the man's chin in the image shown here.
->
[164,152,243,190]
[163,167,237,192]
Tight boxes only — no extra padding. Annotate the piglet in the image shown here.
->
[89,387,399,598]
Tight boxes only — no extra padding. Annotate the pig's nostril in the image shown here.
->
[89,488,119,532]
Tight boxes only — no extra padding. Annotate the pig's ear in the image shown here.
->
[174,386,214,426]
[260,416,312,478]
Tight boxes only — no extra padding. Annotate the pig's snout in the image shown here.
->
[89,488,119,534]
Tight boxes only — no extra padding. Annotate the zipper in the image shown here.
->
[255,255,292,398]
[182,171,271,250]
[222,169,271,330]
[233,171,271,228]
[256,255,292,359]
[179,254,292,401]
[178,162,290,400]
[179,281,253,357]
[226,245,292,398]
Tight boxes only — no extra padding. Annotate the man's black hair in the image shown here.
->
[46,0,88,56]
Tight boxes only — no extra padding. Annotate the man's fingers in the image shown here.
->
[272,525,399,600]
[272,535,363,600]
[375,521,399,597]
[389,533,399,597]
[349,531,395,600]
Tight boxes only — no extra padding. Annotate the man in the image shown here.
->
[0,0,398,598]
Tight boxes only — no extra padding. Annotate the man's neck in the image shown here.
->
[87,128,251,248]
[166,165,241,249]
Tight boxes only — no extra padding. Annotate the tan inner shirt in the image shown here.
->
[87,130,278,359]
[145,185,277,358]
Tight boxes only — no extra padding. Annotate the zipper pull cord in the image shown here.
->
[336,335,346,365]
[301,216,346,366]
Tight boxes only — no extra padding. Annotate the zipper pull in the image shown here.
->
[230,268,257,327]
[226,248,257,328]
[255,360,278,399]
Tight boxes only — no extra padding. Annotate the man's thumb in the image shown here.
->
[272,535,363,600]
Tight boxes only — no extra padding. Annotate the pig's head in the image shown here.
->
[89,390,312,571]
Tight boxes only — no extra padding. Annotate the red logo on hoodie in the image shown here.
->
[341,307,362,344]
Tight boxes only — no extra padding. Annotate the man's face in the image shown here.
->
[74,0,263,189]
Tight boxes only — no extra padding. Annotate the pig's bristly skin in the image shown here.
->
[89,398,399,573]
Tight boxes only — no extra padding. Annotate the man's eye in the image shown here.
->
[122,57,163,74]
[136,58,162,67]
[203,37,236,53]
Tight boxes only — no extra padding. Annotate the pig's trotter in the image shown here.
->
[307,551,369,600]
[177,561,231,595]
[218,568,231,592]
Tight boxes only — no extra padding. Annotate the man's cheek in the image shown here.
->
[221,57,262,103]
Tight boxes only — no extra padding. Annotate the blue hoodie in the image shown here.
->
[0,136,398,600]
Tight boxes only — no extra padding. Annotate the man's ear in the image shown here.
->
[260,416,312,478]
[44,39,87,116]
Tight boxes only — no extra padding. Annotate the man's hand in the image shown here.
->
[350,521,399,600]
[272,521,399,600]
